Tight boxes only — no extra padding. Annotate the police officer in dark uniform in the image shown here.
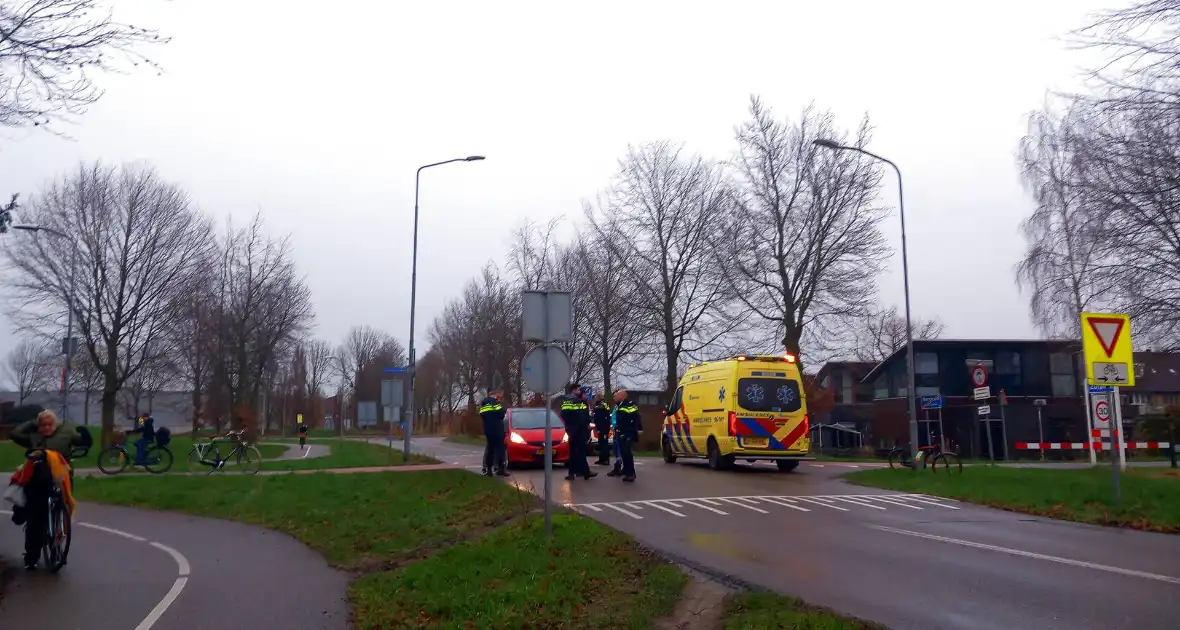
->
[612,388,642,483]
[560,383,597,480]
[592,395,612,466]
[478,390,510,477]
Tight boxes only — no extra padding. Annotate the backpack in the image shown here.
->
[155,426,172,447]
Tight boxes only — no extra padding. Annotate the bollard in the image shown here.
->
[1170,443,1177,469]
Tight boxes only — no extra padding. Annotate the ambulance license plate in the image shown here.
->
[743,437,769,448]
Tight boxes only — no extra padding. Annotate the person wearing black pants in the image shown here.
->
[478,391,510,477]
[592,396,612,466]
[612,389,642,483]
[560,383,597,481]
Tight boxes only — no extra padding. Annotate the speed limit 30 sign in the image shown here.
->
[1093,398,1112,428]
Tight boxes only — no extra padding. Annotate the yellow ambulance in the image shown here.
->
[661,353,812,472]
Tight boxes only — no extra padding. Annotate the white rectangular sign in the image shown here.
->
[977,405,991,416]
[973,386,991,401]
[1092,395,1112,429]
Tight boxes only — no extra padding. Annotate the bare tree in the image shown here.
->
[3,337,52,402]
[70,342,103,425]
[590,141,740,393]
[1071,1,1180,114]
[851,305,946,362]
[2,162,214,443]
[573,225,649,394]
[1016,104,1115,337]
[303,339,334,400]
[725,98,890,371]
[208,213,314,434]
[0,0,168,129]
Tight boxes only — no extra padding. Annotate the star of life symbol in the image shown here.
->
[777,385,796,405]
[718,386,726,402]
[745,383,765,404]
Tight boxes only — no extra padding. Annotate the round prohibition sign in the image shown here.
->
[1095,399,1112,423]
[971,365,987,387]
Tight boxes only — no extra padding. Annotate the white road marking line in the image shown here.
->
[758,496,811,512]
[899,495,962,509]
[870,525,1180,586]
[624,502,644,510]
[793,497,849,511]
[720,498,769,513]
[732,497,764,506]
[578,504,604,512]
[830,496,887,510]
[699,498,724,506]
[79,522,149,542]
[682,499,729,515]
[812,463,826,467]
[604,504,643,519]
[861,495,924,510]
[0,510,193,630]
[642,501,687,517]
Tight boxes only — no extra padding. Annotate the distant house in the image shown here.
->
[859,339,1091,461]
[1124,352,1180,415]
[811,361,876,451]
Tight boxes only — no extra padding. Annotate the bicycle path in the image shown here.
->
[0,502,350,629]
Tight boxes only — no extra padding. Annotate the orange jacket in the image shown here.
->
[9,450,76,515]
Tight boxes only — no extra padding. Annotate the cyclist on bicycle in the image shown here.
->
[7,409,87,569]
[126,414,157,465]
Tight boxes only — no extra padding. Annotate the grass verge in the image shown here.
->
[259,439,437,471]
[723,592,886,629]
[73,470,685,628]
[845,466,1180,532]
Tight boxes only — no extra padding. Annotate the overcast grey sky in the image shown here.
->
[0,0,1111,367]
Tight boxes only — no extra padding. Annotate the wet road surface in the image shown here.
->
[1,502,349,630]
[414,436,1180,630]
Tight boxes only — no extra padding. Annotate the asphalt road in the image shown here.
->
[1,502,349,630]
[415,436,1180,630]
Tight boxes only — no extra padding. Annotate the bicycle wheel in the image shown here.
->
[887,449,910,470]
[97,445,130,475]
[931,453,962,475]
[144,446,174,474]
[231,445,262,475]
[43,499,71,573]
[187,445,219,474]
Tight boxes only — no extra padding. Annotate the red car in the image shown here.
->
[504,407,570,467]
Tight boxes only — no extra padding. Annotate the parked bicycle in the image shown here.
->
[97,429,174,475]
[186,429,262,475]
[888,444,962,474]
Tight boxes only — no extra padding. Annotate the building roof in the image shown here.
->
[814,361,877,384]
[1126,351,1180,393]
[859,338,1081,384]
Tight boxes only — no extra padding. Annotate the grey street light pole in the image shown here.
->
[10,224,77,422]
[404,156,486,462]
[812,139,919,461]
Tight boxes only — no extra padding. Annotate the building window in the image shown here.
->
[1049,353,1073,375]
[873,376,888,399]
[1051,375,1076,397]
[820,374,831,390]
[915,352,938,374]
[996,351,1021,374]
[1049,352,1075,397]
[1131,392,1148,405]
[915,386,940,396]
[1134,362,1145,378]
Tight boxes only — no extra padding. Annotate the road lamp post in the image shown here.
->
[404,156,485,462]
[813,139,920,462]
[9,224,77,422]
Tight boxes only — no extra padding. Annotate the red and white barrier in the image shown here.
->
[1015,441,1171,450]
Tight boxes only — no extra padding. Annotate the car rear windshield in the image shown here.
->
[737,377,802,413]
[509,408,563,430]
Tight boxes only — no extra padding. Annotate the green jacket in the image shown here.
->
[10,420,85,455]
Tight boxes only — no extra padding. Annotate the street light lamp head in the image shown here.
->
[812,139,843,150]
[464,155,486,162]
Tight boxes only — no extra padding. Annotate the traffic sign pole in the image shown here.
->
[1114,389,1127,472]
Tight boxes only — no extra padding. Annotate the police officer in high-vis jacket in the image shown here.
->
[591,395,612,466]
[611,388,642,483]
[560,383,597,480]
[478,390,510,477]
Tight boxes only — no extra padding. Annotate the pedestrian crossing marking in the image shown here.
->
[568,494,959,519]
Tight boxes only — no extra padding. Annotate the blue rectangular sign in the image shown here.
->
[383,367,408,375]
[919,394,943,410]
[1088,385,1114,394]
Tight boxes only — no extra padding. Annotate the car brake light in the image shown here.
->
[561,432,569,443]
[728,411,739,436]
[509,432,526,444]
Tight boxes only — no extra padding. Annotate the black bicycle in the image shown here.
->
[186,429,262,475]
[22,447,86,572]
[888,444,962,474]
